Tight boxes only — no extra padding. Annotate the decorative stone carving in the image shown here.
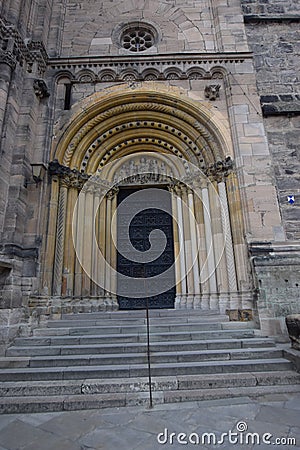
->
[0,50,17,69]
[166,72,181,80]
[204,84,221,100]
[205,156,234,181]
[52,53,247,85]
[0,19,48,74]
[113,156,175,186]
[33,79,50,98]
[106,187,119,199]
[49,160,89,190]
[286,315,300,350]
[188,72,203,80]
[27,40,48,75]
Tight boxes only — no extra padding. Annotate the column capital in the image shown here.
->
[49,160,90,190]
[106,186,119,200]
[205,157,234,182]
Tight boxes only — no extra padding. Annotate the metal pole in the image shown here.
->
[145,286,153,408]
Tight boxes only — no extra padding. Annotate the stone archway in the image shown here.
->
[42,84,253,313]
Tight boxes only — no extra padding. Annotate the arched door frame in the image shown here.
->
[41,84,253,313]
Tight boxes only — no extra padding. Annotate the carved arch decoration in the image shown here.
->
[52,83,232,169]
[43,84,252,311]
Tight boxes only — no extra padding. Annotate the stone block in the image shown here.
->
[286,315,300,351]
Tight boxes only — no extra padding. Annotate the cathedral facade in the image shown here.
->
[0,0,299,351]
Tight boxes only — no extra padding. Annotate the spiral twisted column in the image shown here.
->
[52,184,68,296]
[208,180,229,302]
[42,177,60,295]
[201,183,217,298]
[226,172,250,296]
[218,180,237,293]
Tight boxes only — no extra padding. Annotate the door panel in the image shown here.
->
[117,187,175,309]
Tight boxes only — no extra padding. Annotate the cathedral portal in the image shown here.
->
[41,85,253,314]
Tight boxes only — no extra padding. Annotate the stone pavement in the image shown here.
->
[0,392,299,450]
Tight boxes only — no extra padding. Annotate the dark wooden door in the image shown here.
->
[117,187,175,309]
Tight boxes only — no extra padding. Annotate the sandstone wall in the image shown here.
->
[57,0,248,57]
[242,0,300,241]
[242,0,300,338]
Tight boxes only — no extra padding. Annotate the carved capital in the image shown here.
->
[205,156,234,182]
[49,160,89,190]
[106,187,119,200]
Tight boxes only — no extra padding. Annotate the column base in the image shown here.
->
[173,291,256,313]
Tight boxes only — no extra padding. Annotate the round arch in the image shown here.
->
[52,83,233,172]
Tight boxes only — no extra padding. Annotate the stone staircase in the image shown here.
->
[0,309,299,413]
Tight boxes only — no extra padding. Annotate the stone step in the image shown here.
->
[1,371,299,398]
[14,329,257,347]
[60,309,221,320]
[46,315,230,328]
[6,337,276,357]
[0,358,293,382]
[1,383,300,414]
[34,322,225,336]
[39,321,257,336]
[0,347,284,369]
[1,306,297,415]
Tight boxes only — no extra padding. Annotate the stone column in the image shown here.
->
[52,183,68,296]
[202,184,217,296]
[42,177,60,295]
[169,186,181,306]
[98,191,106,297]
[110,189,118,305]
[176,187,187,307]
[226,172,250,292]
[105,191,113,296]
[62,186,78,297]
[91,189,100,296]
[81,188,94,297]
[218,180,237,292]
[194,182,210,309]
[188,189,201,307]
[74,189,86,297]
[181,186,194,308]
[208,180,228,296]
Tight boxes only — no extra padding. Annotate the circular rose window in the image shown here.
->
[119,23,157,52]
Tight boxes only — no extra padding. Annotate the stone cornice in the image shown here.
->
[48,52,253,83]
[49,51,253,67]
